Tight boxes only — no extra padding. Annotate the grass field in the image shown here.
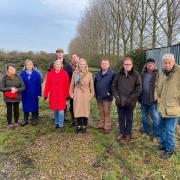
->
[0,94,180,179]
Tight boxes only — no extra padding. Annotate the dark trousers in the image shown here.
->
[117,106,134,135]
[77,117,88,127]
[6,102,19,125]
[24,112,37,122]
[69,98,75,120]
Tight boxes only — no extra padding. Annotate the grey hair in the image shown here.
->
[162,54,175,61]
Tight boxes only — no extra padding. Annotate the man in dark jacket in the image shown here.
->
[94,59,116,134]
[69,53,80,126]
[47,48,72,78]
[112,57,142,141]
[139,58,160,144]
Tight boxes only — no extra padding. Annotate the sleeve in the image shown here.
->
[69,72,76,98]
[0,76,11,92]
[64,72,70,98]
[44,73,51,98]
[130,73,142,100]
[154,72,160,101]
[112,71,116,81]
[111,74,119,99]
[16,76,25,92]
[37,74,42,96]
[65,64,73,80]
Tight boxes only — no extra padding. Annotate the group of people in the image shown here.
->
[0,48,179,160]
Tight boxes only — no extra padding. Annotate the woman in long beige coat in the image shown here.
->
[70,58,94,133]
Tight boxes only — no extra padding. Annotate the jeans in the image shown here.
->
[141,103,160,137]
[69,98,75,120]
[159,117,178,150]
[54,110,64,127]
[117,106,134,135]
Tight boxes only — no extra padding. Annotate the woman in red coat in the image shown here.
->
[44,60,70,130]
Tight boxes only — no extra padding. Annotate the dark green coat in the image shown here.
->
[155,65,180,117]
[0,74,25,102]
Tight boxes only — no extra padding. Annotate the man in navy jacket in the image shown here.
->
[94,59,116,134]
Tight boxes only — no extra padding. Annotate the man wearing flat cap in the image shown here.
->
[139,58,160,145]
[47,48,72,78]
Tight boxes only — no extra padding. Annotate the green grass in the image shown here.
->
[0,97,180,179]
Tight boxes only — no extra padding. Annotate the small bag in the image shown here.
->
[5,91,18,99]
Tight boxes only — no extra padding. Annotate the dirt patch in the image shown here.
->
[21,132,106,179]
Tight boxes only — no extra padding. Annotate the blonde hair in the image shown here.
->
[24,59,34,69]
[77,58,88,72]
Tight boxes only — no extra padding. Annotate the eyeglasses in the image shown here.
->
[124,64,132,66]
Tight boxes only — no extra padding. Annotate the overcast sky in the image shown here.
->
[0,0,89,53]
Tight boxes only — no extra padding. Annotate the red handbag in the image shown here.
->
[5,91,18,99]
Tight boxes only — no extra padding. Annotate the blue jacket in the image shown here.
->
[94,69,116,101]
[20,70,42,112]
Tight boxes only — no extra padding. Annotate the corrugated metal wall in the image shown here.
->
[146,44,180,69]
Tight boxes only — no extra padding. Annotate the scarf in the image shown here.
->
[6,71,16,79]
[26,70,33,80]
[75,69,88,85]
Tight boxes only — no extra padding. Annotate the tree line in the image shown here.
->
[68,0,180,68]
[0,50,68,74]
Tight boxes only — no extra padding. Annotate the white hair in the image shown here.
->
[162,54,175,61]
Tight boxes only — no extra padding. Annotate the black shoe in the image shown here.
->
[161,150,174,159]
[20,121,28,126]
[55,124,59,128]
[76,126,81,134]
[81,126,86,133]
[157,146,166,151]
[32,121,37,126]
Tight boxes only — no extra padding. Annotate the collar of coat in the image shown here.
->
[100,68,111,75]
[162,64,179,76]
[141,65,158,75]
[119,67,135,75]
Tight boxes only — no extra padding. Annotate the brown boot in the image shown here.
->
[116,134,126,141]
[125,135,131,141]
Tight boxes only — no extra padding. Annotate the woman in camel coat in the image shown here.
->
[70,58,94,133]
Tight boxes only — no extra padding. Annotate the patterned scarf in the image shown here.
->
[6,71,16,79]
